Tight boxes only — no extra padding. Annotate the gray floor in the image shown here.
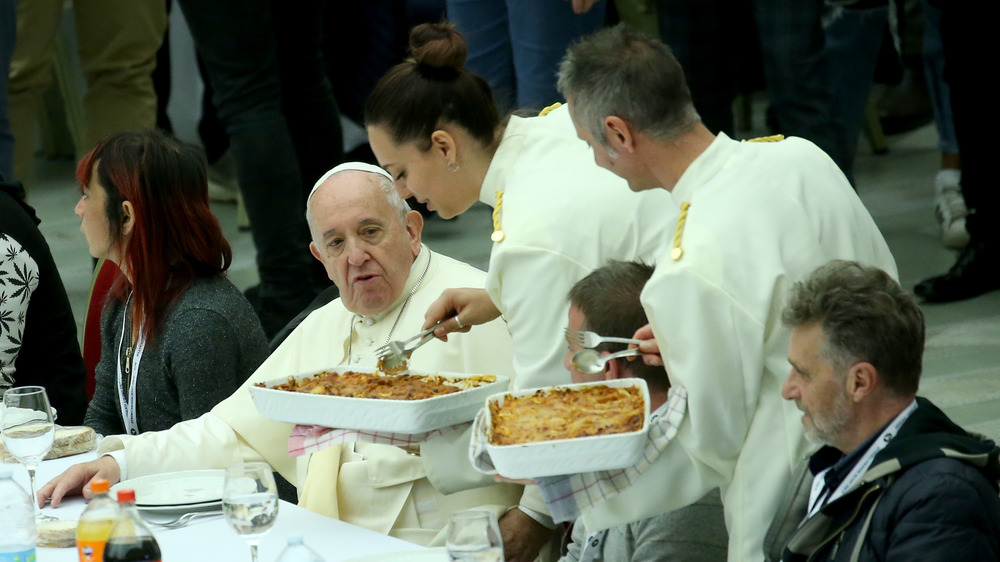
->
[22,118,1000,443]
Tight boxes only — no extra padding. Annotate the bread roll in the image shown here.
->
[36,519,79,548]
[0,426,97,463]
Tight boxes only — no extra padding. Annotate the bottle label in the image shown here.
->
[0,547,37,562]
[78,541,106,562]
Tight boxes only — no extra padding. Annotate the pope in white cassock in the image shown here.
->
[554,26,899,561]
[39,164,542,547]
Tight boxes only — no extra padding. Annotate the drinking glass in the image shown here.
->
[222,462,279,562]
[445,510,504,562]
[1,385,56,522]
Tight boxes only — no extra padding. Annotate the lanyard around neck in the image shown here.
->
[807,399,918,519]
[116,294,146,436]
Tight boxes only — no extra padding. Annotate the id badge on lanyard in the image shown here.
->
[806,399,917,519]
[116,316,147,436]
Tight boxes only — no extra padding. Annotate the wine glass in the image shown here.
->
[446,510,504,562]
[222,462,279,562]
[1,385,57,522]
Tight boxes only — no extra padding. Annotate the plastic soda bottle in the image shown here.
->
[0,465,37,562]
[103,490,161,562]
[76,479,119,562]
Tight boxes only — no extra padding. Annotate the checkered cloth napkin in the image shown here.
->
[288,423,467,458]
[468,385,688,523]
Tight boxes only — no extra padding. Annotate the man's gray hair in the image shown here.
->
[557,24,700,152]
[782,260,924,397]
[306,171,411,236]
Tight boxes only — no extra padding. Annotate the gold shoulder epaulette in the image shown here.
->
[743,134,785,143]
[669,202,691,261]
[538,102,563,117]
[491,190,505,243]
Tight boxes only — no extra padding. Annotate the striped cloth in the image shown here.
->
[288,423,466,458]
[469,385,688,523]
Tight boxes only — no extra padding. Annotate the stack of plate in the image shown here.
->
[111,469,225,514]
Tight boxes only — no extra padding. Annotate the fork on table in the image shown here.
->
[144,511,222,528]
[375,324,439,372]
[564,328,645,349]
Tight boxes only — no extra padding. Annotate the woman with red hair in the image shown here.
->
[75,130,267,437]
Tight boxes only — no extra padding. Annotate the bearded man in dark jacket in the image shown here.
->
[764,260,1000,562]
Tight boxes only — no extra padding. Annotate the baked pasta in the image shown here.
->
[259,370,496,401]
[490,384,644,445]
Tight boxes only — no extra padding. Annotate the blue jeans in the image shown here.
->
[657,0,850,181]
[175,0,342,334]
[0,0,13,182]
[921,1,957,156]
[823,5,887,179]
[446,0,607,114]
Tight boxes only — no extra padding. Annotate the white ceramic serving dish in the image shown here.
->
[482,378,650,479]
[250,366,510,433]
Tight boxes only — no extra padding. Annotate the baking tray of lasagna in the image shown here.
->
[250,366,510,433]
[482,379,650,478]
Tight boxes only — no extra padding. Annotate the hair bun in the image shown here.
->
[410,23,467,78]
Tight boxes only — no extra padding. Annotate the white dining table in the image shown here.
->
[11,451,428,561]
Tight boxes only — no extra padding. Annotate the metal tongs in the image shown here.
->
[375,324,439,372]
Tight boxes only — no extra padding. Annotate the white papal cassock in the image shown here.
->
[100,247,541,546]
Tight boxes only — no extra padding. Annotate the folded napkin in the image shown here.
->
[469,385,688,523]
[288,424,467,458]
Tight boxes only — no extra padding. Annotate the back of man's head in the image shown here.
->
[782,260,924,397]
[557,24,700,151]
[569,260,666,392]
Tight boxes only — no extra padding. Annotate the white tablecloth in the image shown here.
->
[9,452,425,561]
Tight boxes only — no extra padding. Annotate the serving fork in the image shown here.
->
[375,325,439,372]
[564,328,644,349]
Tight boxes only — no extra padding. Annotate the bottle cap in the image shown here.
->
[91,479,110,494]
[117,489,136,503]
[287,534,303,545]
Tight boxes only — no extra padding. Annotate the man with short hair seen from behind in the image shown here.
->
[560,260,728,562]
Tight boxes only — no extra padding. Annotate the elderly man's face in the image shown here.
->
[782,323,854,450]
[309,172,422,316]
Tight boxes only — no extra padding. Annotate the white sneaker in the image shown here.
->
[934,169,970,249]
[207,151,239,203]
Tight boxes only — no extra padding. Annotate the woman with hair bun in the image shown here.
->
[365,23,674,558]
[74,130,268,437]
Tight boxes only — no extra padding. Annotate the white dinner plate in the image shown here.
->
[344,547,446,561]
[133,500,222,514]
[111,469,225,508]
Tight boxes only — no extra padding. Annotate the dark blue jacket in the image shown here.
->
[776,397,1000,562]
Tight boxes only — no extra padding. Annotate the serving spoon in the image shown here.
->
[570,348,644,375]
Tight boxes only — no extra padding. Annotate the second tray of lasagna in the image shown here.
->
[250,366,510,433]
[480,379,651,478]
